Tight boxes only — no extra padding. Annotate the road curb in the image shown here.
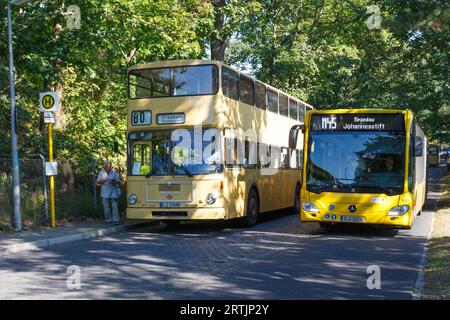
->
[411,172,444,300]
[411,213,435,300]
[0,221,155,256]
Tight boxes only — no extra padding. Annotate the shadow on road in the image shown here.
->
[136,207,297,235]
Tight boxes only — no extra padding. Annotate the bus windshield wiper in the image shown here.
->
[175,163,193,177]
[361,185,398,196]
[145,168,155,178]
[308,183,335,193]
[334,180,398,195]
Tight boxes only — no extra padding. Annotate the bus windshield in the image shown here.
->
[129,65,218,99]
[129,130,222,176]
[306,131,406,195]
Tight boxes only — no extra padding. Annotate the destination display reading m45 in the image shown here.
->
[311,113,405,132]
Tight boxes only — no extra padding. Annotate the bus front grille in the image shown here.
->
[152,211,188,217]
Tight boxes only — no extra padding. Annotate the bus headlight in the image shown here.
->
[206,193,217,205]
[302,201,319,213]
[387,205,409,216]
[128,194,138,205]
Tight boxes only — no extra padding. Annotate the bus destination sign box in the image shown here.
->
[311,113,404,132]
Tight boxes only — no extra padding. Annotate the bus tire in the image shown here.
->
[294,183,301,215]
[244,188,259,227]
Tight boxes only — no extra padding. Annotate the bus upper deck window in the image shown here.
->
[240,75,255,106]
[289,99,298,120]
[267,89,278,113]
[298,103,305,122]
[221,66,239,100]
[279,94,289,117]
[255,82,267,110]
[173,65,218,96]
[129,68,171,98]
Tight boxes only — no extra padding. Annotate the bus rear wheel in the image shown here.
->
[244,189,259,227]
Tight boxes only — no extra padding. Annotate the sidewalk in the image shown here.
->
[0,219,155,256]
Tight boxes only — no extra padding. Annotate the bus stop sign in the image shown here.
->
[39,92,59,112]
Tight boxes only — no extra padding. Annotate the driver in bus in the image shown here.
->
[385,156,395,172]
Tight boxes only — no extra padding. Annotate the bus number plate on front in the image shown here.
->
[160,202,180,208]
[340,216,364,223]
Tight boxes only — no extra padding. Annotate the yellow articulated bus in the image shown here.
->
[289,109,427,229]
[126,59,313,226]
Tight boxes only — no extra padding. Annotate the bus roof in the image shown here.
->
[128,59,215,71]
[128,59,314,110]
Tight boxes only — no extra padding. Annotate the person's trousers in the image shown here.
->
[102,197,119,223]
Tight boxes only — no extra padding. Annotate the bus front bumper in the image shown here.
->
[127,207,226,220]
[301,210,412,228]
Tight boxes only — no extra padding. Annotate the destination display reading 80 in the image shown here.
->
[311,113,405,132]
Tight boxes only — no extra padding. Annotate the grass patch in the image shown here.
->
[423,175,450,300]
[0,223,15,233]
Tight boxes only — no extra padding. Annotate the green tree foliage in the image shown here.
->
[227,0,449,143]
[0,0,214,164]
[0,0,448,169]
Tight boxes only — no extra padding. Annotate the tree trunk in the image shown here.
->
[210,0,229,61]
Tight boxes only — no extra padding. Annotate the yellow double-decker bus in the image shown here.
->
[126,60,313,226]
[289,109,427,229]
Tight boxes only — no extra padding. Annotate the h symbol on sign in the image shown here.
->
[43,95,54,108]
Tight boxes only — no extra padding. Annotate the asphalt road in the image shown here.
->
[0,166,445,300]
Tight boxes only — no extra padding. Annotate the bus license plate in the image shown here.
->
[159,202,180,208]
[340,216,364,223]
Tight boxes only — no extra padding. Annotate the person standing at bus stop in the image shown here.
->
[96,161,121,225]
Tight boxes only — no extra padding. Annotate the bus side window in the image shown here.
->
[298,103,305,123]
[258,143,271,168]
[243,139,257,168]
[267,89,278,113]
[289,99,298,121]
[279,94,289,118]
[240,76,255,106]
[281,147,290,169]
[255,82,267,110]
[222,66,239,100]
[225,135,237,167]
[289,148,298,169]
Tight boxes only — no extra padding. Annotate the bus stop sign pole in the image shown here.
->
[40,92,59,228]
[48,123,56,227]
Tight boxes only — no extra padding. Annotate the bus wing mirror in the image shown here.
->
[289,125,304,149]
[414,137,424,157]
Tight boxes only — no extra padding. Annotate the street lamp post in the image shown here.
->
[7,0,32,231]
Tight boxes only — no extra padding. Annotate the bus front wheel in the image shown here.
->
[244,189,259,227]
